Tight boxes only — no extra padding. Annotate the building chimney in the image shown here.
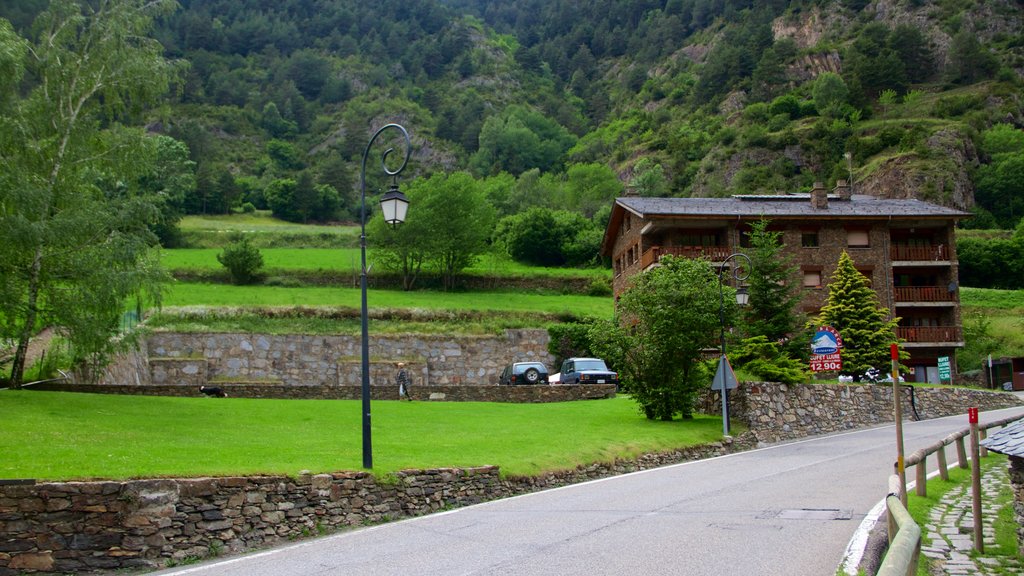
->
[811,181,828,209]
[834,179,852,201]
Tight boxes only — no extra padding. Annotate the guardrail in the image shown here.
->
[877,412,1024,575]
[878,475,920,576]
[903,413,1023,497]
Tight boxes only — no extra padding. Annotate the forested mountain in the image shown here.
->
[4,0,1024,235]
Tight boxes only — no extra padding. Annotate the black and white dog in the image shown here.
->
[199,385,228,398]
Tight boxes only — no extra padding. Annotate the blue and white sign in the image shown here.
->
[811,326,843,355]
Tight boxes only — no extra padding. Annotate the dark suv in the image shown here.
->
[559,357,618,385]
[499,362,549,385]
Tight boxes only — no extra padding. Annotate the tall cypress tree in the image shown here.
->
[816,251,902,378]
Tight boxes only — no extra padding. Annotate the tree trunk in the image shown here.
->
[9,248,43,389]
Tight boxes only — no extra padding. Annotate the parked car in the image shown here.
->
[499,361,549,385]
[559,357,618,385]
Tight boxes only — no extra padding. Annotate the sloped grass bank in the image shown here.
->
[0,391,725,481]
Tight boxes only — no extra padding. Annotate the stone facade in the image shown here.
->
[706,382,1024,443]
[0,437,755,575]
[600,193,969,383]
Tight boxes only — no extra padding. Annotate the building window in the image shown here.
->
[801,229,819,247]
[803,269,822,288]
[856,267,874,287]
[847,229,870,248]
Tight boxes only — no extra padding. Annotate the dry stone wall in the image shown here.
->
[94,330,554,391]
[0,436,755,575]
[708,382,1024,443]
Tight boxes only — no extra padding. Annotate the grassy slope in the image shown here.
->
[162,248,611,280]
[0,391,724,481]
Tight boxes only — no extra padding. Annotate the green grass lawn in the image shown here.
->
[160,283,614,317]
[0,391,726,481]
[161,248,611,280]
[180,213,357,235]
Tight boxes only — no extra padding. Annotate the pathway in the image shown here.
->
[921,463,1022,575]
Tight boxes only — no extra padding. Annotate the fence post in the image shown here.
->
[936,445,949,481]
[956,436,968,469]
[979,429,988,458]
[915,460,927,497]
[969,407,984,553]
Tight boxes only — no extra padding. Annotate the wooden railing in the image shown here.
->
[893,286,956,303]
[896,326,962,343]
[890,244,948,261]
[639,245,732,269]
[878,475,920,576]
[878,413,1024,576]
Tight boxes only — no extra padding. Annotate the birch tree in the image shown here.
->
[0,0,180,386]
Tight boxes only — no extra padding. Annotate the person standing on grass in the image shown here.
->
[396,362,412,401]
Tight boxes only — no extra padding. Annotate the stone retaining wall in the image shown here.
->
[98,330,554,389]
[0,436,754,575]
[33,383,617,403]
[706,382,1024,443]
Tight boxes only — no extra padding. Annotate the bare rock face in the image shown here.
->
[859,128,978,210]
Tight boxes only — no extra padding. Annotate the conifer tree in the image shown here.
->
[816,251,901,378]
[743,219,806,358]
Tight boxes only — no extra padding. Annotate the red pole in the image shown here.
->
[892,343,906,504]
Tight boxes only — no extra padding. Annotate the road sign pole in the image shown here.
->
[892,343,906,505]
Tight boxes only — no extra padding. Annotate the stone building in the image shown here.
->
[599,182,970,382]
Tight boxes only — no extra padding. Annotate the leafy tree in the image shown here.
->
[470,105,576,176]
[135,135,196,247]
[590,256,726,421]
[629,158,669,198]
[0,0,178,387]
[563,162,623,217]
[373,172,495,290]
[814,252,902,378]
[743,220,807,358]
[217,236,264,285]
[812,72,849,117]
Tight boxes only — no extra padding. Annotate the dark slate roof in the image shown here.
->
[616,195,971,219]
[980,418,1024,458]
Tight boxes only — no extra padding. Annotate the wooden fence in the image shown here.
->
[876,412,1024,575]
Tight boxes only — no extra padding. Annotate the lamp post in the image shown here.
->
[358,123,411,469]
[717,252,751,436]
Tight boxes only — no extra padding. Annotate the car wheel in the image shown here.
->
[524,368,540,384]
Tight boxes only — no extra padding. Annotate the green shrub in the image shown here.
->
[730,336,809,385]
[240,202,256,214]
[933,93,985,118]
[217,237,265,285]
[586,278,612,297]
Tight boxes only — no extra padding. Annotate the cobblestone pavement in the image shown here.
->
[920,464,1022,575]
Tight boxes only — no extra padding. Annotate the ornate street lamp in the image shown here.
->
[717,252,751,436]
[358,123,411,469]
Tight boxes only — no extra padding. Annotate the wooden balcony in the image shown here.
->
[640,246,732,269]
[890,245,949,261]
[893,286,956,303]
[897,326,962,343]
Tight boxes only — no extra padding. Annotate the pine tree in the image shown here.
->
[816,251,901,378]
[743,219,807,358]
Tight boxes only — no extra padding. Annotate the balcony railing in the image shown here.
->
[890,244,948,261]
[897,326,962,343]
[640,246,732,269]
[893,286,956,303]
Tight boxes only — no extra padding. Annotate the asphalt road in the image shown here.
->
[154,406,1024,576]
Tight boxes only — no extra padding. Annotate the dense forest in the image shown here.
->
[3,0,1024,278]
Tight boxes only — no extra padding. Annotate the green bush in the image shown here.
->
[730,336,809,385]
[217,236,265,285]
